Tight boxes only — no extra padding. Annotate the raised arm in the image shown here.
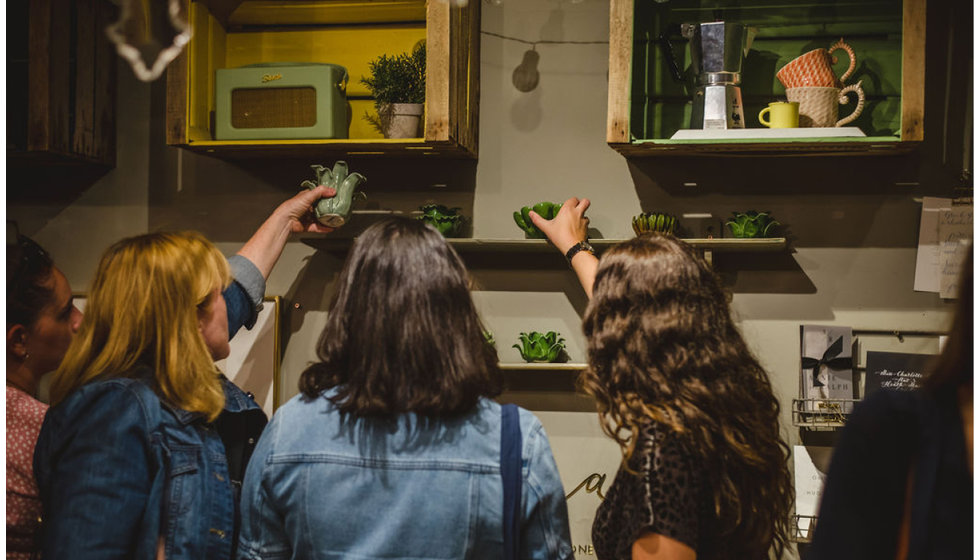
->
[226,185,337,335]
[237,185,337,280]
[529,197,598,298]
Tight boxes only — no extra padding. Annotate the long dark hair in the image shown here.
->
[7,234,55,328]
[580,234,792,559]
[300,217,501,417]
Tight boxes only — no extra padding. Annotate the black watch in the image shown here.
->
[564,241,596,263]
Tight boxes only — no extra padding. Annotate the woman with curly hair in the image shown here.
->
[530,198,793,560]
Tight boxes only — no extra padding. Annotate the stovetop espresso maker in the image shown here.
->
[662,21,750,130]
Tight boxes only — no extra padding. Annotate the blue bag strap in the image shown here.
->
[501,403,522,560]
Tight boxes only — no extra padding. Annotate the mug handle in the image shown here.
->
[758,106,772,128]
[836,80,865,127]
[828,39,857,84]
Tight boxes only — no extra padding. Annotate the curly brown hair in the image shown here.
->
[580,234,792,559]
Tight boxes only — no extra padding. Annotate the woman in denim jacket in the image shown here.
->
[33,186,337,560]
[238,217,574,560]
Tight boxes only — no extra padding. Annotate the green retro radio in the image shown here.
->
[215,63,349,140]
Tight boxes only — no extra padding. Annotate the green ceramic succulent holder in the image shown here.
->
[300,161,367,227]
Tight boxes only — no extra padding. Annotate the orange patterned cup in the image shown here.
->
[777,39,857,89]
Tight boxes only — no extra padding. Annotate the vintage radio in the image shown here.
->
[214,63,349,140]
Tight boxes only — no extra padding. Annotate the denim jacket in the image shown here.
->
[33,256,268,560]
[237,391,574,560]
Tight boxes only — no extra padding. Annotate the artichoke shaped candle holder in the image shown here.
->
[726,211,780,238]
[513,202,562,239]
[513,331,567,363]
[301,162,367,228]
[418,204,465,237]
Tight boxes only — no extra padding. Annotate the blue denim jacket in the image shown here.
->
[33,257,268,560]
[237,391,574,560]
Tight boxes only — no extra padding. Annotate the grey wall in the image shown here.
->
[8,0,970,555]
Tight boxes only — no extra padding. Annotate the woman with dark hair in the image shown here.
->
[529,199,793,560]
[237,217,573,559]
[810,244,973,559]
[6,234,82,559]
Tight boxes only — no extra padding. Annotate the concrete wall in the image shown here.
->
[7,0,970,556]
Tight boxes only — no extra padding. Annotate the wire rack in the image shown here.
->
[791,514,818,543]
[791,398,861,429]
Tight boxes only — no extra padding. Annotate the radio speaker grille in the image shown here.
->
[230,87,317,128]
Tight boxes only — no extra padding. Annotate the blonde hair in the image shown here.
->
[51,231,231,421]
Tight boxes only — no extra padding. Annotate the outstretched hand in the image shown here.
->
[528,197,591,254]
[277,185,338,234]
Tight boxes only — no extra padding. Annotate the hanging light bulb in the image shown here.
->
[512,47,540,93]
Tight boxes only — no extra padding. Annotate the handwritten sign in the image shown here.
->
[864,351,934,397]
[938,203,972,298]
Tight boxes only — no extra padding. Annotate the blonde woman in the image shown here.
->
[32,186,336,560]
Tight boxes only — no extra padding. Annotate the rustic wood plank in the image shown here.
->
[73,0,96,158]
[27,0,53,152]
[901,0,925,141]
[464,0,481,155]
[450,3,464,146]
[166,0,192,145]
[47,0,72,154]
[424,0,450,142]
[93,0,117,165]
[607,0,633,144]
[199,0,244,27]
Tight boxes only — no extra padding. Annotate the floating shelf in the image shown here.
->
[302,236,788,255]
[498,362,587,371]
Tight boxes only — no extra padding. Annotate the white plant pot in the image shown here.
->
[382,103,423,139]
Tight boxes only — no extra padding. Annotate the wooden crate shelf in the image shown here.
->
[607,0,925,157]
[166,0,480,159]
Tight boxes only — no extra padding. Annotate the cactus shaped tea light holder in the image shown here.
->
[301,161,367,228]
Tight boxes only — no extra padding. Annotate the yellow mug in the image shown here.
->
[758,101,800,128]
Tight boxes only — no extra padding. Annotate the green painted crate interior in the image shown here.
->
[630,0,905,141]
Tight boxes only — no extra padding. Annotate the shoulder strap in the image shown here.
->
[500,403,522,560]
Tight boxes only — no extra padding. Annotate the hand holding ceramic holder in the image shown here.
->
[300,162,367,227]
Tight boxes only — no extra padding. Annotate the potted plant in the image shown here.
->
[361,41,426,138]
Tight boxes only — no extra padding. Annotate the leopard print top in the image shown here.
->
[592,422,716,560]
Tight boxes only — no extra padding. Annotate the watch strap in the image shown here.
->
[564,241,595,262]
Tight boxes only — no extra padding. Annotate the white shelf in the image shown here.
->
[670,127,866,140]
[498,362,587,371]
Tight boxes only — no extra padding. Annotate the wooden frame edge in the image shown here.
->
[607,0,633,144]
[901,0,926,142]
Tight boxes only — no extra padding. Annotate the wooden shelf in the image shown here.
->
[166,0,480,159]
[606,0,925,157]
[302,236,788,254]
